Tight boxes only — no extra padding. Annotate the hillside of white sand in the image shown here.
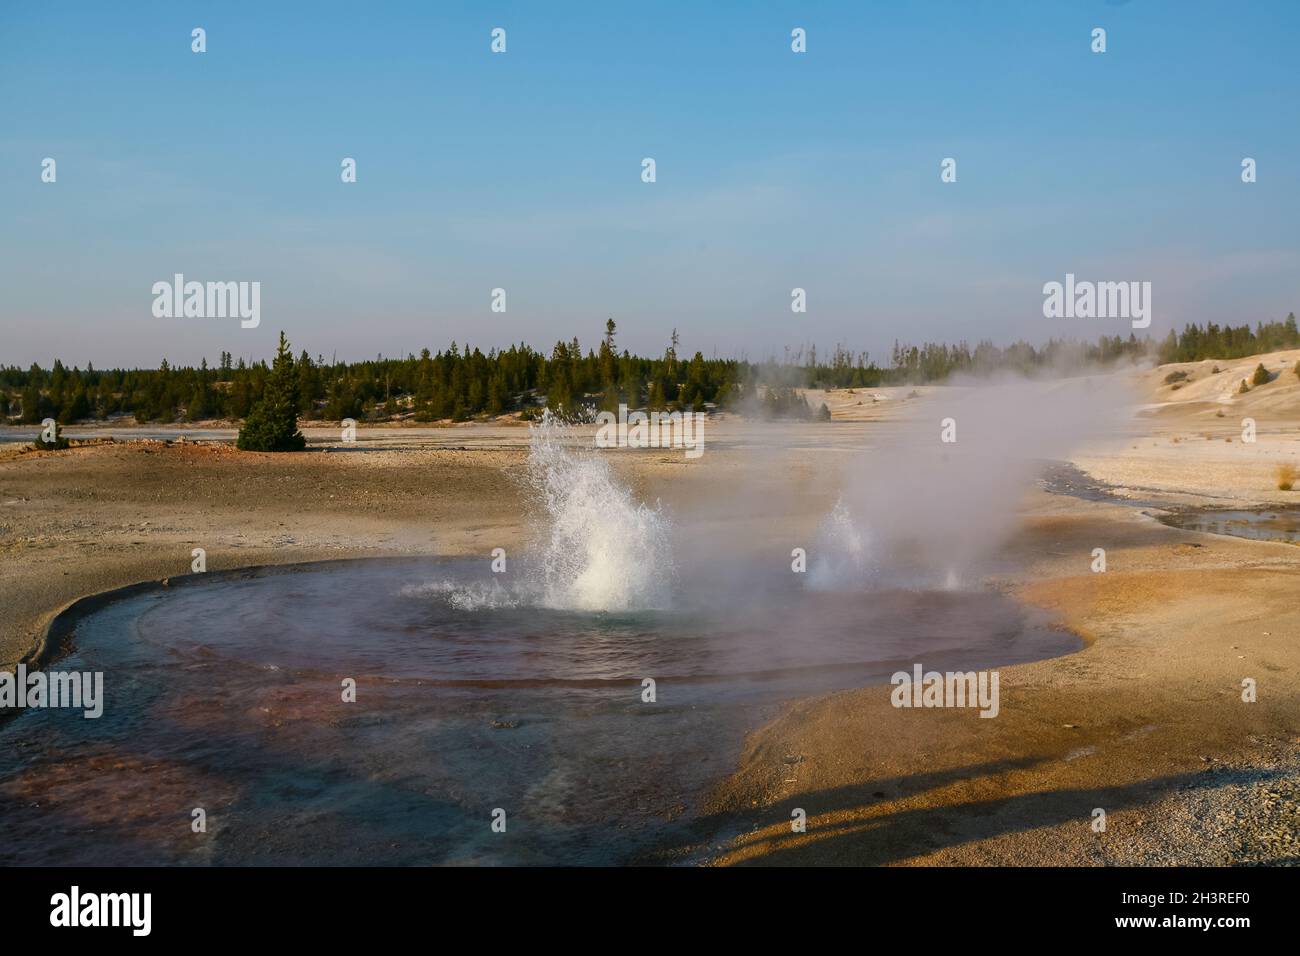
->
[1073,349,1300,507]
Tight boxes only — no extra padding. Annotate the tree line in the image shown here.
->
[3,317,1295,427]
[2,320,747,425]
[1155,313,1300,364]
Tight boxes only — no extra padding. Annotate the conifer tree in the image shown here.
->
[237,331,306,451]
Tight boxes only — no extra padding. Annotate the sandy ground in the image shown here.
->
[2,352,1299,865]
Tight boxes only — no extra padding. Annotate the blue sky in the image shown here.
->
[2,0,1298,368]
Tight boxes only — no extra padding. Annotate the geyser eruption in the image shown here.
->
[415,415,673,612]
[525,414,674,611]
[808,372,1137,589]
[807,497,872,591]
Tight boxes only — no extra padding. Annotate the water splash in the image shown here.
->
[524,413,674,611]
[400,578,521,610]
[807,497,873,591]
[419,413,674,613]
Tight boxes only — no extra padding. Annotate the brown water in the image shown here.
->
[0,557,1080,865]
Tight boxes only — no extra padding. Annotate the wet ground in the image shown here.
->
[1042,460,1300,545]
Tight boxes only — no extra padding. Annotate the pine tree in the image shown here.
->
[486,370,505,415]
[237,331,306,451]
[296,350,319,417]
[33,418,70,450]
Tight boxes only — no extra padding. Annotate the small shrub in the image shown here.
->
[1239,380,1250,394]
[1251,363,1270,386]
[32,420,70,450]
[1164,370,1188,384]
[1278,463,1298,491]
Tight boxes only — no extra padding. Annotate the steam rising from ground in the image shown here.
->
[808,372,1138,589]
[807,497,872,590]
[415,373,1136,613]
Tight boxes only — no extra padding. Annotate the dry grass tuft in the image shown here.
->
[1277,462,1298,491]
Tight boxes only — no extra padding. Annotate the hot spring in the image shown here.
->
[0,422,1082,865]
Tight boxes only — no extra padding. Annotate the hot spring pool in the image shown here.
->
[0,557,1080,865]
